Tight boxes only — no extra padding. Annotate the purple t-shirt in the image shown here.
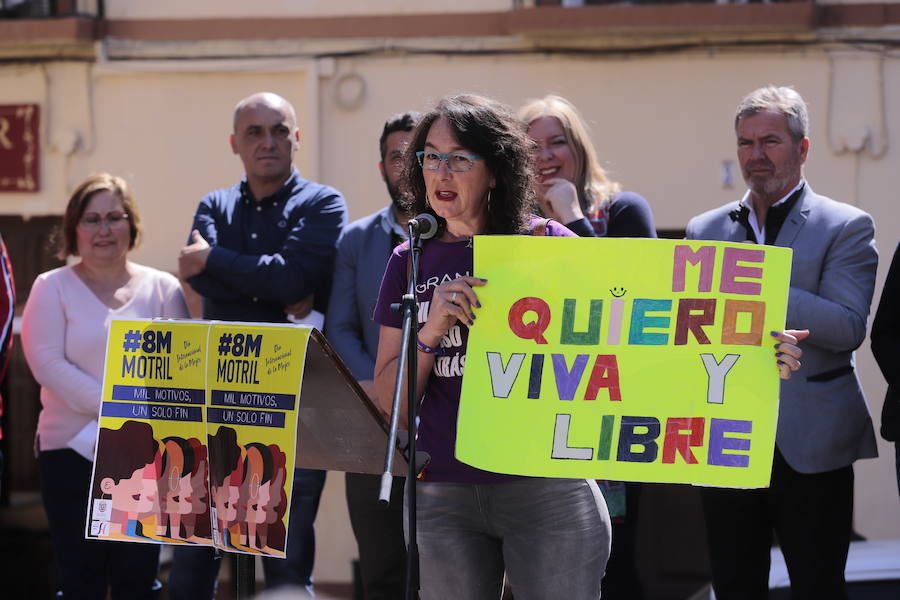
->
[373,220,576,483]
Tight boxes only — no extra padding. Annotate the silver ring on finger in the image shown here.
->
[450,292,458,302]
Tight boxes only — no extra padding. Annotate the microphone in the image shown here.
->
[408,213,438,240]
[391,214,439,313]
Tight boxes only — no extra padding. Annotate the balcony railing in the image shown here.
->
[0,0,100,19]
[536,0,811,4]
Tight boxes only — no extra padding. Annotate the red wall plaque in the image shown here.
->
[0,104,40,193]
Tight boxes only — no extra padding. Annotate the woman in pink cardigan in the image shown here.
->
[22,173,189,600]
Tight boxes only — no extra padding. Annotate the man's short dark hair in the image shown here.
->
[379,111,421,161]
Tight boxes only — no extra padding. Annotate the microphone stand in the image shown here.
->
[380,219,427,600]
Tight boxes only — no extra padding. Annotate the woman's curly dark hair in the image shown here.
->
[400,94,536,236]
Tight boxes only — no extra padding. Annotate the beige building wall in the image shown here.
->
[2,34,899,584]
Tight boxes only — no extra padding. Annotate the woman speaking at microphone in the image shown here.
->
[373,94,804,600]
[373,93,608,599]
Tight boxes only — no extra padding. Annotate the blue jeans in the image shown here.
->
[410,478,610,600]
[168,468,326,599]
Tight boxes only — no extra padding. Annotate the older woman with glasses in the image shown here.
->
[21,173,189,600]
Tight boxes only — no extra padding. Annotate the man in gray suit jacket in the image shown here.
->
[686,86,878,600]
[326,111,420,600]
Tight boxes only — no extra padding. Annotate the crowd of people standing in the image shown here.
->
[0,82,894,600]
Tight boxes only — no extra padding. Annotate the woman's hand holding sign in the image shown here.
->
[418,277,486,349]
[375,276,486,425]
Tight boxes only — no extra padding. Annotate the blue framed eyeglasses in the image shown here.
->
[416,151,483,173]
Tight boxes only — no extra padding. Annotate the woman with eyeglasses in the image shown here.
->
[372,93,611,599]
[519,94,655,599]
[21,173,189,600]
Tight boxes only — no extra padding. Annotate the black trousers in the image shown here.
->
[345,472,407,600]
[40,449,160,600]
[700,448,853,600]
[601,482,644,600]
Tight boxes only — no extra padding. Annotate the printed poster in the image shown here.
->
[206,322,310,557]
[456,237,792,488]
[87,320,209,544]
[87,319,311,558]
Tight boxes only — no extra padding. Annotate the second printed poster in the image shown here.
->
[206,322,310,557]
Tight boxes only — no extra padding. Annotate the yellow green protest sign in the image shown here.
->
[456,237,792,488]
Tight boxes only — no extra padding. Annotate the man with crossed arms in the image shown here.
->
[175,91,347,598]
[686,86,878,600]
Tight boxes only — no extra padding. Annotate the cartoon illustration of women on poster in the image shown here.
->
[92,420,161,539]
[205,322,311,557]
[157,436,210,541]
[89,320,212,546]
[240,443,287,552]
[208,425,245,549]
